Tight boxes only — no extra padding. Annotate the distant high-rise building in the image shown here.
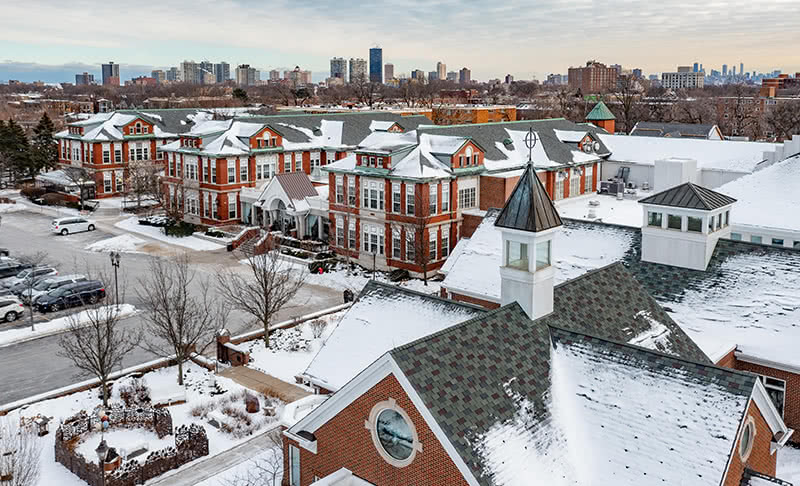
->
[428,71,439,81]
[200,69,216,85]
[330,57,347,81]
[166,67,178,82]
[411,70,425,81]
[545,73,566,85]
[446,71,458,82]
[610,64,622,75]
[662,67,705,89]
[214,62,230,83]
[369,47,382,84]
[236,64,258,86]
[151,70,165,84]
[505,74,514,84]
[200,61,214,78]
[459,67,471,84]
[101,62,120,86]
[384,63,394,82]
[180,61,200,84]
[733,66,737,76]
[436,62,446,81]
[632,68,643,79]
[75,72,94,86]
[269,70,281,81]
[349,58,367,84]
[568,61,618,93]
[740,62,744,77]
[693,62,699,73]
[722,64,728,76]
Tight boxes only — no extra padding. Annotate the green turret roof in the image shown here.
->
[586,101,616,121]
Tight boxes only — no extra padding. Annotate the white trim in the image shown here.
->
[365,398,422,467]
[752,379,790,439]
[735,351,800,375]
[709,344,738,364]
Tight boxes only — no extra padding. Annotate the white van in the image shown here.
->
[51,217,96,236]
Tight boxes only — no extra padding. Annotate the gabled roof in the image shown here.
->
[586,101,616,121]
[638,182,737,210]
[494,164,562,233]
[275,172,318,201]
[631,121,719,139]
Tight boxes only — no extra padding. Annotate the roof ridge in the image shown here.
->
[686,182,712,210]
[364,280,487,312]
[419,118,567,130]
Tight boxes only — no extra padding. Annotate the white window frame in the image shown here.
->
[289,444,300,486]
[228,160,236,183]
[240,161,248,182]
[336,176,344,204]
[429,184,437,215]
[284,154,292,173]
[406,184,415,216]
[392,228,402,259]
[348,177,356,207]
[441,226,450,258]
[570,169,581,197]
[759,375,786,417]
[429,231,437,261]
[406,231,416,262]
[441,182,449,212]
[392,183,401,213]
[336,219,344,247]
[115,170,123,192]
[458,187,476,209]
[103,172,112,193]
[228,192,237,219]
[348,220,356,250]
[584,165,593,192]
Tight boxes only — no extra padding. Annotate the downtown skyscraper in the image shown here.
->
[369,47,382,84]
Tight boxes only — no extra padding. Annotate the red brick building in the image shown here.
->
[568,60,619,93]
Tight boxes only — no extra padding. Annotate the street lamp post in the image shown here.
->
[77,177,85,213]
[110,252,121,308]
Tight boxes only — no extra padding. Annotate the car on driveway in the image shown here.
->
[2,267,58,288]
[51,217,96,236]
[35,280,106,313]
[22,274,87,305]
[0,296,24,322]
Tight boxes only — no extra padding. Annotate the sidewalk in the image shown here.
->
[219,366,311,403]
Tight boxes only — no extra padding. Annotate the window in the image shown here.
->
[363,181,383,210]
[228,160,236,183]
[103,173,112,193]
[458,155,465,167]
[336,219,344,247]
[392,183,401,213]
[240,162,248,182]
[647,212,662,227]
[731,233,742,241]
[584,165,593,192]
[441,183,449,212]
[715,214,722,230]
[441,227,449,258]
[369,156,376,167]
[570,169,581,196]
[288,445,300,486]
[772,238,785,247]
[284,155,292,173]
[458,187,476,209]
[751,235,763,244]
[203,164,209,182]
[535,240,551,270]
[370,402,418,466]
[429,234,437,261]
[103,149,110,164]
[554,177,564,201]
[724,210,730,227]
[348,177,356,207]
[228,193,237,219]
[115,171,123,192]
[739,417,756,462]
[687,216,702,232]
[142,126,148,134]
[204,193,210,217]
[392,228,402,259]
[794,241,800,250]
[760,376,786,417]
[667,214,682,230]
[406,185,415,216]
[348,220,356,250]
[335,176,344,204]
[310,152,321,177]
[473,154,479,165]
[506,241,528,270]
[115,148,122,162]
[708,215,716,232]
[406,232,416,262]
[363,224,384,255]
[211,164,216,183]
[429,184,438,214]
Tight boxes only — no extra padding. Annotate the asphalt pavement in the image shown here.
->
[0,207,342,405]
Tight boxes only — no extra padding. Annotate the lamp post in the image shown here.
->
[77,177,85,213]
[109,252,121,308]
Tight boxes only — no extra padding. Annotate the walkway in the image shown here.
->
[219,366,311,402]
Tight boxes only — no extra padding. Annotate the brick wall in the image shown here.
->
[461,213,483,239]
[440,290,500,310]
[735,360,800,433]
[282,373,470,486]
[721,400,778,486]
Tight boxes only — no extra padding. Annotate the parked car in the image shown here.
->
[0,296,24,322]
[9,275,54,297]
[22,274,87,305]
[2,267,58,288]
[51,217,96,236]
[0,259,32,279]
[0,248,9,257]
[35,280,106,313]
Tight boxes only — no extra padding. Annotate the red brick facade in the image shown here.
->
[282,373,470,486]
[722,400,778,486]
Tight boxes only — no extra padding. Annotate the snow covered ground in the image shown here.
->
[0,304,136,347]
[779,446,800,485]
[555,194,645,228]
[244,310,346,384]
[115,217,223,251]
[0,203,24,214]
[5,361,283,486]
[75,427,173,462]
[94,196,159,210]
[85,234,147,253]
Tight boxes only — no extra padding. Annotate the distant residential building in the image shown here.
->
[166,67,179,82]
[75,72,94,86]
[180,61,200,84]
[662,68,705,89]
[610,64,622,75]
[200,61,214,78]
[505,74,514,84]
[545,73,567,85]
[568,60,618,93]
[285,66,312,86]
[330,57,347,81]
[428,71,438,81]
[433,105,517,124]
[369,47,383,84]
[127,76,157,86]
[411,70,425,81]
[214,62,230,83]
[101,62,120,86]
[200,69,216,85]
[151,70,166,84]
[458,67,471,84]
[384,63,394,82]
[236,64,258,86]
[349,58,367,84]
[446,71,458,82]
[760,73,800,97]
[437,61,446,81]
[269,69,281,81]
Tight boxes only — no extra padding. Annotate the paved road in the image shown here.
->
[0,207,342,405]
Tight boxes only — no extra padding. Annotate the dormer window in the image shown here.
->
[142,126,148,134]
[271,137,278,147]
[473,154,479,165]
[135,123,142,134]
[458,155,465,167]
[370,156,376,167]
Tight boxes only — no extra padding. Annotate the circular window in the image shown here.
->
[367,399,421,467]
[739,416,756,461]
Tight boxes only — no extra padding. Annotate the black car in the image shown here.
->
[0,260,32,279]
[35,280,106,313]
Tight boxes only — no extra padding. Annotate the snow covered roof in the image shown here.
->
[598,133,780,172]
[390,301,744,486]
[631,121,720,139]
[716,155,800,233]
[357,130,417,153]
[302,281,484,391]
[61,109,212,142]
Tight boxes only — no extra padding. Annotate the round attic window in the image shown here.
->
[367,399,421,467]
[739,416,756,461]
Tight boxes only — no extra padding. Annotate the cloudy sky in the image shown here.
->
[2,0,799,83]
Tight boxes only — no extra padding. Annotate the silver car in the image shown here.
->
[2,267,58,289]
[22,274,87,305]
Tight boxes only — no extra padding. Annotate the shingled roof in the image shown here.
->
[638,182,737,210]
[631,121,719,139]
[494,164,563,233]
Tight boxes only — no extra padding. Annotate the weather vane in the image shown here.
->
[524,127,538,165]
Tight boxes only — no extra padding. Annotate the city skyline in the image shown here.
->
[1,0,799,83]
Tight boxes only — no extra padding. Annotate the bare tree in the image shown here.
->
[0,418,41,486]
[216,249,306,348]
[230,429,283,486]
[766,100,800,142]
[137,253,228,385]
[15,251,49,331]
[613,75,643,133]
[124,159,161,209]
[57,269,138,407]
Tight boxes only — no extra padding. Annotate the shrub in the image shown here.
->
[308,319,327,339]
[119,378,151,407]
[163,221,195,238]
[42,193,65,206]
[21,186,46,201]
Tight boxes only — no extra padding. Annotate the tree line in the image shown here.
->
[0,113,58,181]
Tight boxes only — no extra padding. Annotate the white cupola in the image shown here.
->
[638,182,737,271]
[495,164,563,319]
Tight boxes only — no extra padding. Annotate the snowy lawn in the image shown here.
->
[5,361,283,486]
[94,196,159,210]
[0,203,24,214]
[115,217,223,251]
[195,447,282,486]
[555,194,645,228]
[0,304,137,347]
[74,428,173,463]
[244,310,346,384]
[85,234,147,253]
[779,445,800,484]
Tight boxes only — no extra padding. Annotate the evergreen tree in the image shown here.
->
[0,120,8,181]
[30,113,58,175]
[5,120,31,179]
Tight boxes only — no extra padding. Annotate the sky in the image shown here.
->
[1,0,800,84]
